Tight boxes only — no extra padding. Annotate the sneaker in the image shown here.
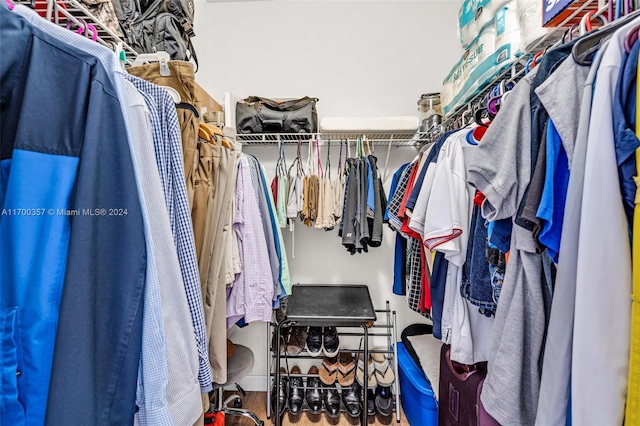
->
[271,327,290,355]
[323,326,339,357]
[375,385,393,417]
[306,327,323,357]
[286,326,307,355]
[358,384,375,416]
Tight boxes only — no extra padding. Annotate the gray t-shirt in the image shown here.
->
[468,69,546,426]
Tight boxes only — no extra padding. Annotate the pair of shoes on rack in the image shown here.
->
[297,365,340,417]
[354,383,393,417]
[271,326,307,355]
[306,326,339,357]
[272,365,325,416]
[320,352,356,386]
[355,348,395,389]
[271,367,306,416]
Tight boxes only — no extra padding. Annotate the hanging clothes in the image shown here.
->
[625,39,640,425]
[1,4,152,424]
[227,154,275,327]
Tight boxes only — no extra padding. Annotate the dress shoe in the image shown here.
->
[323,326,340,357]
[375,385,393,417]
[306,327,323,357]
[342,383,361,418]
[305,366,322,414]
[323,383,341,418]
[288,366,304,415]
[358,385,375,416]
[271,367,288,416]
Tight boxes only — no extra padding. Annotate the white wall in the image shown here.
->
[192,0,461,391]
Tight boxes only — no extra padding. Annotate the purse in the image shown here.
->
[236,96,318,134]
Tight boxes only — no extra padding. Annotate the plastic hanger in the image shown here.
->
[161,86,181,103]
[132,52,171,76]
[5,0,14,11]
[573,9,640,63]
[624,14,640,52]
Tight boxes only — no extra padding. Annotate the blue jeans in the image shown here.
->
[461,205,496,316]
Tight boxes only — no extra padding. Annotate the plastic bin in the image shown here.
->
[397,342,438,426]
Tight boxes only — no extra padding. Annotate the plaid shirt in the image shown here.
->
[127,76,212,392]
[387,161,416,233]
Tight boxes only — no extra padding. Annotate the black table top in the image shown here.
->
[284,284,377,327]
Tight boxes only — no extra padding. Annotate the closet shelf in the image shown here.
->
[237,132,426,146]
[21,0,139,60]
[439,0,601,131]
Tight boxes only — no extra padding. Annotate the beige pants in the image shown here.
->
[191,140,212,262]
[200,138,239,384]
[127,61,200,208]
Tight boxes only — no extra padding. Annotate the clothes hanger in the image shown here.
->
[5,0,14,10]
[276,136,287,176]
[624,8,640,52]
[315,137,324,178]
[132,52,171,76]
[325,139,331,179]
[573,8,640,63]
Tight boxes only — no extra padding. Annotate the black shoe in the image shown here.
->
[322,327,339,357]
[342,384,361,418]
[358,385,375,416]
[323,383,341,418]
[306,327,323,357]
[288,366,304,415]
[306,366,322,414]
[375,385,393,417]
[271,367,288,416]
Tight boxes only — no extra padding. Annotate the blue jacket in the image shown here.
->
[1,6,146,425]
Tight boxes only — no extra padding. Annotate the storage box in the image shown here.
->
[397,342,438,426]
[542,0,599,27]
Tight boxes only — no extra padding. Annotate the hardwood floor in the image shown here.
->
[222,391,410,425]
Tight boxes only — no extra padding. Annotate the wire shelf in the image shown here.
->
[16,0,139,61]
[237,131,429,146]
[439,0,601,130]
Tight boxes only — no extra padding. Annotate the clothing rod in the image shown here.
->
[275,348,396,357]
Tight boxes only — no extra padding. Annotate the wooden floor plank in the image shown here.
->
[221,392,410,425]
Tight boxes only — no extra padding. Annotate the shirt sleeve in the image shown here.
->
[423,138,469,267]
[468,71,536,222]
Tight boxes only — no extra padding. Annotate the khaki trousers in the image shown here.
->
[127,61,200,208]
[199,138,239,384]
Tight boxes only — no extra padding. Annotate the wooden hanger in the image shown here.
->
[199,122,231,149]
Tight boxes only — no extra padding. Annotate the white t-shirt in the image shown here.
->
[423,129,493,363]
[407,144,437,238]
[571,20,635,425]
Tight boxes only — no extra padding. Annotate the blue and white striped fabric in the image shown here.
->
[122,80,202,426]
[127,75,213,392]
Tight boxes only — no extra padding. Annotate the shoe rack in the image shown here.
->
[266,285,401,425]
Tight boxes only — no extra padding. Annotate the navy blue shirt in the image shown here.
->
[613,38,640,226]
[1,6,146,425]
